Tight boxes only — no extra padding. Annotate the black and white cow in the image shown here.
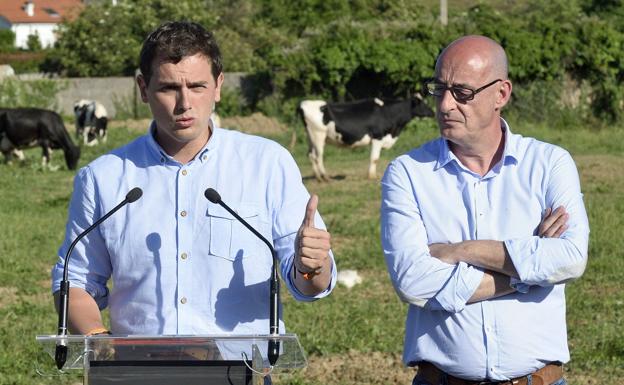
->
[74,99,108,146]
[300,96,434,181]
[0,108,80,170]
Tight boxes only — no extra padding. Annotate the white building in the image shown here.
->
[0,0,83,49]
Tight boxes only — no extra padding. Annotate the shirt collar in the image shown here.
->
[145,120,218,166]
[435,117,519,171]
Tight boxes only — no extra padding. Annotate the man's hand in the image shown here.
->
[428,243,457,264]
[294,194,331,275]
[538,206,569,238]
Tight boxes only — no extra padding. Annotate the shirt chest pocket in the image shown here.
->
[207,202,263,261]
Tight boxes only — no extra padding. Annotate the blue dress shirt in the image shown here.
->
[52,122,336,337]
[381,119,589,380]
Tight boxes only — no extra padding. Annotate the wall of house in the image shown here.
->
[12,23,56,48]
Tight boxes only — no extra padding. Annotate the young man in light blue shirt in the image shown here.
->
[52,21,336,339]
[381,35,589,385]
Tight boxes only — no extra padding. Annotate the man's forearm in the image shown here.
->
[468,269,516,303]
[54,287,105,335]
[429,240,519,278]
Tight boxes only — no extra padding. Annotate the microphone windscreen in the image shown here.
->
[126,187,143,203]
[204,188,221,203]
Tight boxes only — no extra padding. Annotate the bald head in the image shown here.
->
[436,35,508,81]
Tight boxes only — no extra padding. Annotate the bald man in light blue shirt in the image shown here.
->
[381,35,588,385]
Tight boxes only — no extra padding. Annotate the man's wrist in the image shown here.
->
[85,327,111,336]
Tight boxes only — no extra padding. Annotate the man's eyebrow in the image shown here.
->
[433,78,473,89]
[156,81,181,88]
[187,80,210,87]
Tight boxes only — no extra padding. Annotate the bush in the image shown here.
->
[0,78,66,110]
[216,88,251,118]
[40,0,624,124]
[111,92,152,120]
[0,29,15,53]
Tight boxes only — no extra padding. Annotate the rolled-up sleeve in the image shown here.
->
[381,160,483,313]
[505,150,589,286]
[51,166,111,309]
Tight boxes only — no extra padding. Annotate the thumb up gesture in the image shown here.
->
[293,195,332,292]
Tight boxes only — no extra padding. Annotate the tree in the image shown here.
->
[45,0,217,76]
[0,29,15,53]
[26,33,42,51]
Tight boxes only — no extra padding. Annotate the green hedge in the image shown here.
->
[44,0,624,123]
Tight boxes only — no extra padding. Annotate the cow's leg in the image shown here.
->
[1,136,15,164]
[86,126,98,146]
[368,139,384,179]
[42,146,59,171]
[41,145,50,168]
[13,149,25,161]
[304,125,329,182]
[308,133,330,182]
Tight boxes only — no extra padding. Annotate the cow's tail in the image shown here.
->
[50,112,81,170]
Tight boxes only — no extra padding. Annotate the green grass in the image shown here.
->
[0,118,622,384]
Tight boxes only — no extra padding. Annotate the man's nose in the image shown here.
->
[176,88,192,112]
[437,89,456,113]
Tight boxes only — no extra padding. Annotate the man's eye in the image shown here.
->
[453,87,473,97]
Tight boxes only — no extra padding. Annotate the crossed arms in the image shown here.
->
[428,206,569,303]
[381,150,590,312]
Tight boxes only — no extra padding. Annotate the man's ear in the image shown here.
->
[496,79,512,109]
[136,74,149,103]
[214,72,224,103]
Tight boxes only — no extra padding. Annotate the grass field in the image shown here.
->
[0,116,622,385]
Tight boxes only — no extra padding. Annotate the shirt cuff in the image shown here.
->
[428,262,484,313]
[509,277,530,293]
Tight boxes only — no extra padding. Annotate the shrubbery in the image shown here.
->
[0,77,66,110]
[0,29,15,53]
[44,0,624,123]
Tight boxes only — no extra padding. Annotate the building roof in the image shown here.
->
[0,0,83,24]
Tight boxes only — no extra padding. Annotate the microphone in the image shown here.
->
[204,188,281,366]
[55,187,143,370]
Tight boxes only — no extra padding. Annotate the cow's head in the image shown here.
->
[410,94,434,118]
[73,99,91,115]
[64,144,81,170]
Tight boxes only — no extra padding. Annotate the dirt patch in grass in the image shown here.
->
[0,286,18,308]
[300,351,415,385]
[110,118,152,133]
[577,154,624,187]
[222,112,290,136]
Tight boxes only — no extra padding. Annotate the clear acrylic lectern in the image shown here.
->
[36,334,306,385]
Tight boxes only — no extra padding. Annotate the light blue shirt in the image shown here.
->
[52,122,336,337]
[380,119,589,380]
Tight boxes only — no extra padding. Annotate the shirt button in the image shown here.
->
[202,155,207,161]
[180,297,187,304]
[181,252,188,260]
[160,157,165,163]
[180,210,187,217]
[181,170,188,176]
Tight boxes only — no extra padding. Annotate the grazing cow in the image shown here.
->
[74,99,108,146]
[0,108,80,170]
[300,96,434,181]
